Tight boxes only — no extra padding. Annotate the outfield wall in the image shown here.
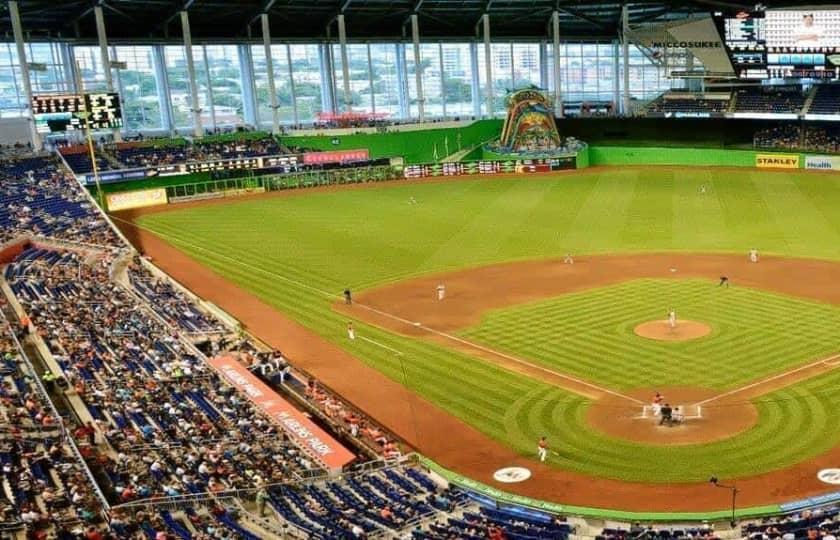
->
[587,146,804,168]
[281,119,502,164]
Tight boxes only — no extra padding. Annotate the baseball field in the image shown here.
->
[116,165,840,512]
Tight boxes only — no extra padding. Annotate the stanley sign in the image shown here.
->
[755,154,800,169]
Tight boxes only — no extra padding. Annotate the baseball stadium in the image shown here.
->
[1,1,840,539]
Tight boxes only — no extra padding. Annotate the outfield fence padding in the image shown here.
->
[587,146,799,168]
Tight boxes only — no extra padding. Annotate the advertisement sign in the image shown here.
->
[303,149,370,165]
[105,188,168,212]
[755,154,800,169]
[403,157,576,179]
[805,155,840,171]
[208,356,355,471]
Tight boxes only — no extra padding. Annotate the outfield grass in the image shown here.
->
[462,279,840,390]
[135,167,840,482]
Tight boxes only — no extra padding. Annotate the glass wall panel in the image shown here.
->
[512,43,540,88]
[407,43,442,118]
[203,44,244,126]
[73,46,109,92]
[369,43,401,119]
[251,44,294,125]
[288,44,323,123]
[0,43,23,117]
[27,43,69,94]
[113,45,162,131]
[441,42,472,118]
[163,46,193,129]
[491,42,513,115]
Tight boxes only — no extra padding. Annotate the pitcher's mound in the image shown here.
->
[634,320,711,342]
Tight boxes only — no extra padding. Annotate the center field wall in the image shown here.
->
[588,146,798,168]
[281,119,503,164]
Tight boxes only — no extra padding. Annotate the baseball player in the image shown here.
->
[749,248,758,263]
[437,283,445,301]
[344,288,352,305]
[668,309,676,329]
[719,276,729,287]
[563,253,574,264]
[409,196,417,205]
[537,436,548,462]
[347,322,355,340]
[652,392,664,417]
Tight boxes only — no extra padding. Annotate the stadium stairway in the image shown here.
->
[801,85,821,115]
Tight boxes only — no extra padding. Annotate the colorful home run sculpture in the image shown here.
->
[498,88,562,152]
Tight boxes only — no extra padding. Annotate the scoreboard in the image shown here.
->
[32,92,123,133]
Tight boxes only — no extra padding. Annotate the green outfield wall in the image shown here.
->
[587,145,803,168]
[281,119,502,164]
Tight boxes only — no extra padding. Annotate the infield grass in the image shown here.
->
[133,167,840,482]
[462,278,840,390]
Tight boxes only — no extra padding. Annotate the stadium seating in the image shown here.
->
[645,96,729,115]
[808,85,840,116]
[734,88,806,114]
[0,156,118,246]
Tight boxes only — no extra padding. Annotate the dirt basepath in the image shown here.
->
[114,208,840,513]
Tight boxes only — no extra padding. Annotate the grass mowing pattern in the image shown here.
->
[135,169,840,482]
[462,279,840,390]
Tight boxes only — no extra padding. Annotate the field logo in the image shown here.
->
[818,469,840,485]
[756,154,800,169]
[493,467,532,483]
[805,155,840,171]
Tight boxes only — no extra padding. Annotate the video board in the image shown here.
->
[32,93,123,133]
[715,9,840,79]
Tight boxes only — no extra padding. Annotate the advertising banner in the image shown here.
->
[805,155,840,171]
[303,149,370,165]
[105,188,168,212]
[755,154,800,169]
[208,356,355,471]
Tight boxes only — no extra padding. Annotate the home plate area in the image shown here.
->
[586,387,758,446]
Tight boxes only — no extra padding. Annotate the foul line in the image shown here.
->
[358,335,403,356]
[354,302,645,405]
[119,216,638,405]
[695,352,840,406]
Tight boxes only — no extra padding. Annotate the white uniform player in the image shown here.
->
[668,309,676,329]
[437,283,445,301]
[749,248,758,263]
[347,322,355,340]
[563,253,574,264]
[537,437,548,462]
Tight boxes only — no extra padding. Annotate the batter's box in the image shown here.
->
[636,404,703,421]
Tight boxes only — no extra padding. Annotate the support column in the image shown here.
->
[94,5,120,140]
[8,0,40,149]
[261,14,279,134]
[201,46,215,132]
[469,41,480,118]
[319,43,336,114]
[482,14,493,117]
[612,40,620,116]
[621,5,631,116]
[410,14,424,122]
[180,11,203,137]
[366,43,375,114]
[395,43,409,119]
[552,11,563,118]
[438,42,446,118]
[286,45,298,125]
[337,14,352,112]
[239,44,258,128]
[152,45,175,135]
